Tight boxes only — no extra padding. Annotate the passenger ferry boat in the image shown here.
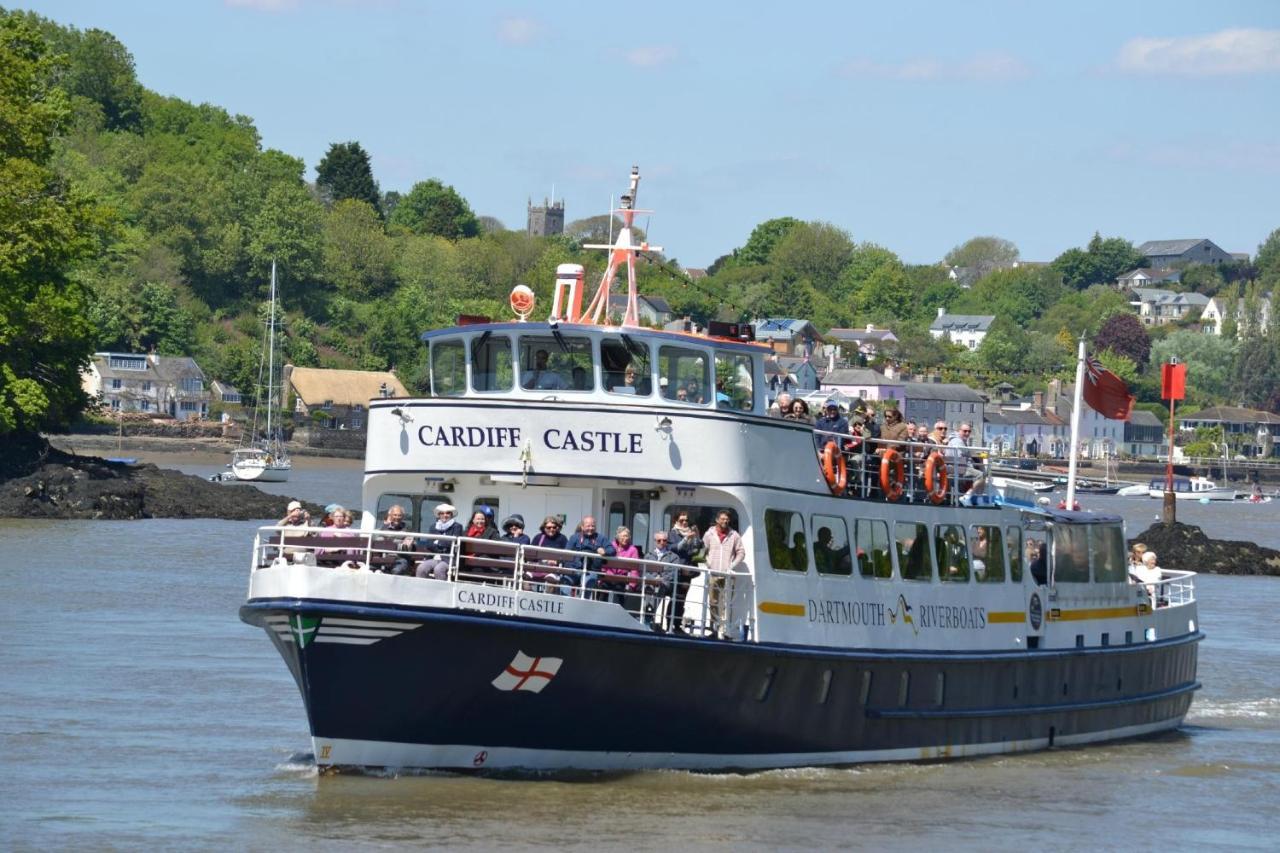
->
[1146,476,1236,502]
[239,168,1201,771]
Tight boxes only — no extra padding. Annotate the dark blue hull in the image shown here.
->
[240,599,1200,770]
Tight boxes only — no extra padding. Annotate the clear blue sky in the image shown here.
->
[21,0,1280,267]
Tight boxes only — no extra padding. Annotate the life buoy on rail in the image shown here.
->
[924,451,948,504]
[821,440,847,496]
[880,449,905,502]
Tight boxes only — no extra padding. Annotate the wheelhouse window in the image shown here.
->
[1090,523,1127,583]
[896,521,933,581]
[970,524,1005,583]
[519,335,593,391]
[811,514,851,575]
[658,345,710,405]
[471,334,513,393]
[936,524,969,582]
[430,339,466,397]
[1051,524,1090,583]
[857,518,892,578]
[765,509,808,572]
[714,351,755,412]
[601,337,651,396]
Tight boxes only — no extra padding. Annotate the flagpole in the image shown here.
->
[1066,337,1086,510]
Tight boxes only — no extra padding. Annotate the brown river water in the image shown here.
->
[1,453,1277,850]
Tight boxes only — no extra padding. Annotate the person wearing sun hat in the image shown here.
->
[277,500,311,527]
[500,513,530,545]
[415,503,462,579]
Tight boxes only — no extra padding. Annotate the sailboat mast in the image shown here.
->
[266,260,276,444]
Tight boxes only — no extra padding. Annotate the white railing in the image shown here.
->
[811,429,994,506]
[1150,569,1196,609]
[252,526,753,639]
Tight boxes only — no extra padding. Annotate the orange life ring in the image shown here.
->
[924,451,948,504]
[821,440,847,496]
[880,449,905,501]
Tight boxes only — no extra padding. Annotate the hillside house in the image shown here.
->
[1137,238,1233,270]
[1116,268,1182,289]
[285,366,408,430]
[826,325,899,360]
[902,381,986,437]
[929,309,994,351]
[606,294,673,327]
[820,368,904,406]
[1128,288,1210,326]
[752,318,821,357]
[82,352,211,421]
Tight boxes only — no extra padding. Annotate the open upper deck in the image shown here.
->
[419,321,773,416]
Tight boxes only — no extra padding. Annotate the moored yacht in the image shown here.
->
[239,168,1201,771]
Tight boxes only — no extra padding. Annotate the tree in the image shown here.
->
[1256,227,1280,288]
[977,317,1029,375]
[321,199,395,298]
[1179,263,1225,295]
[64,28,143,132]
[835,242,899,303]
[770,221,854,294]
[1094,312,1151,367]
[955,265,1065,327]
[247,181,324,291]
[0,15,100,438]
[389,178,480,239]
[315,141,381,214]
[1051,232,1144,290]
[943,236,1018,285]
[737,217,801,266]
[1150,331,1237,408]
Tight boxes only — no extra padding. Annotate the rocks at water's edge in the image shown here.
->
[0,445,319,520]
[1130,521,1280,577]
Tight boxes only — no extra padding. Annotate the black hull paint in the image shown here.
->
[241,600,1200,768]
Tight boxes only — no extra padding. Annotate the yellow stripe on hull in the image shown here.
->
[758,601,806,617]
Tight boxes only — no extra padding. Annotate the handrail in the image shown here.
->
[810,429,993,506]
[252,526,754,638]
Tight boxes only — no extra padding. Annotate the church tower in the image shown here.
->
[527,196,565,237]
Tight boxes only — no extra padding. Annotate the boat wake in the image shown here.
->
[1186,696,1280,720]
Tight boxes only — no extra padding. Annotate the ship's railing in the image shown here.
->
[811,429,995,507]
[251,527,754,638]
[1145,568,1196,609]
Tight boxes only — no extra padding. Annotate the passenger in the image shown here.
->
[685,380,704,404]
[524,348,568,390]
[644,531,683,626]
[570,366,588,390]
[376,503,416,575]
[457,509,501,580]
[1027,539,1047,585]
[928,421,949,445]
[320,502,341,527]
[861,404,881,442]
[814,400,849,450]
[971,526,990,580]
[278,500,311,528]
[1129,542,1148,570]
[602,525,642,607]
[526,516,569,588]
[702,510,746,639]
[668,511,705,565]
[813,526,850,574]
[1132,550,1163,602]
[675,387,689,402]
[612,364,640,394]
[415,503,463,580]
[714,379,732,408]
[786,398,812,423]
[947,421,985,497]
[771,391,793,418]
[500,514,530,546]
[562,516,615,596]
[318,506,362,567]
[880,407,911,447]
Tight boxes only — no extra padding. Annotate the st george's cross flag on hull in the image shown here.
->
[1083,355,1135,421]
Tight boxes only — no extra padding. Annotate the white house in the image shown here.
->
[826,325,899,360]
[1128,288,1210,326]
[929,309,994,351]
[82,352,211,421]
[821,368,905,405]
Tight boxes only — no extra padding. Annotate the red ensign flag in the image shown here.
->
[1084,356,1135,421]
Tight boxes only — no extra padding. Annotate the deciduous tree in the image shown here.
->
[389,179,480,240]
[943,236,1018,285]
[1094,312,1151,367]
[737,217,801,266]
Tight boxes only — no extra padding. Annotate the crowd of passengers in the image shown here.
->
[768,392,986,501]
[273,500,747,636]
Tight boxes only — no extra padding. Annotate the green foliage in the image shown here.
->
[1150,331,1238,407]
[1178,263,1225,295]
[737,217,801,266]
[769,222,854,292]
[1256,228,1280,288]
[943,236,1018,285]
[1093,311,1151,367]
[316,141,381,214]
[322,199,395,298]
[1034,285,1129,339]
[1050,232,1145,290]
[954,265,1065,327]
[977,317,1028,375]
[1095,350,1137,385]
[389,178,480,239]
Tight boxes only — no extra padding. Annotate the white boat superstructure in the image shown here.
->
[1147,476,1236,501]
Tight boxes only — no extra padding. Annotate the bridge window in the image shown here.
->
[430,339,466,397]
[971,524,1005,583]
[765,509,808,572]
[714,351,755,411]
[857,519,892,579]
[1090,524,1127,583]
[896,521,933,581]
[1006,526,1023,582]
[811,514,851,575]
[1051,524,1090,583]
[602,337,652,396]
[519,335,594,391]
[658,345,709,405]
[936,524,969,582]
[471,335,513,393]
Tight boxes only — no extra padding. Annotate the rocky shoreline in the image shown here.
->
[0,444,319,521]
[1130,521,1280,577]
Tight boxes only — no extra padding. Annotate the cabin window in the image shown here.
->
[1090,524,1127,583]
[601,337,652,396]
[936,524,969,582]
[471,335,513,393]
[661,505,738,539]
[714,351,755,412]
[895,521,933,581]
[1051,524,1090,583]
[518,335,593,392]
[970,524,1005,583]
[856,519,892,578]
[811,514,852,576]
[658,345,710,405]
[765,509,808,572]
[430,339,466,397]
[1006,526,1023,582]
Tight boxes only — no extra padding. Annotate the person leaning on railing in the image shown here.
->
[1131,550,1163,604]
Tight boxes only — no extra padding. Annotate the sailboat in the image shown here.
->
[231,261,292,482]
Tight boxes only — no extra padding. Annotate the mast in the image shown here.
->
[580,166,663,327]
[1065,337,1085,509]
[266,260,276,446]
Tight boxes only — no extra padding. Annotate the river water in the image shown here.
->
[2,455,1278,849]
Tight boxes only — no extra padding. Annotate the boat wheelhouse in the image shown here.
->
[240,168,1200,772]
